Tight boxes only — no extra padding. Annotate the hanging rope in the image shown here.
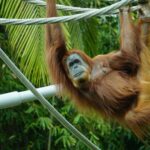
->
[0,0,135,25]
[25,0,139,13]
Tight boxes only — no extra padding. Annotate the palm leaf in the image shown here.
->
[0,0,49,85]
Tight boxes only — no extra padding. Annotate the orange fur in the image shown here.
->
[46,0,150,139]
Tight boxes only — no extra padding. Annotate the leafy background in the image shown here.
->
[0,0,149,150]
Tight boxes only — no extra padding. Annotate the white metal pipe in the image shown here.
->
[0,85,58,109]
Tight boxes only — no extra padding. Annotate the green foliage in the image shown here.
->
[0,0,48,85]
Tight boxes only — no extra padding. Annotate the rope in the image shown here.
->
[0,47,101,150]
[25,0,140,14]
[26,0,117,9]
[0,0,134,25]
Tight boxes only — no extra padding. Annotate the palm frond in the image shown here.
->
[0,0,48,85]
